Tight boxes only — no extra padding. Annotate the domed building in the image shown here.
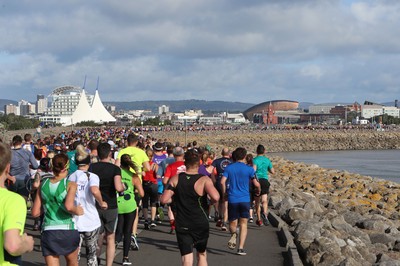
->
[243,100,299,124]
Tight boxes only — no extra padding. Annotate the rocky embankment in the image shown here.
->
[270,157,400,265]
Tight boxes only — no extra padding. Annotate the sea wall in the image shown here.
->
[146,130,400,153]
[270,157,400,265]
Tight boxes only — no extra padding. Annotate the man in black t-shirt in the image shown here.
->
[90,143,124,266]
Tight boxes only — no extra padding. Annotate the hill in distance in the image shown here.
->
[104,99,255,113]
[0,99,18,108]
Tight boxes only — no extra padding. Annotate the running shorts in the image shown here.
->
[228,202,251,221]
[176,227,209,256]
[259,179,270,195]
[97,208,118,234]
[41,230,80,257]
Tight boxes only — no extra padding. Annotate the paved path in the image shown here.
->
[22,213,288,265]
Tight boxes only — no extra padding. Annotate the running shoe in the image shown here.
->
[214,211,219,222]
[170,220,175,234]
[150,220,157,228]
[122,257,132,265]
[228,232,237,250]
[221,222,227,231]
[130,235,139,251]
[144,221,149,230]
[249,217,254,223]
[216,219,223,228]
[157,207,165,221]
[237,249,247,256]
[261,213,270,226]
[256,219,263,226]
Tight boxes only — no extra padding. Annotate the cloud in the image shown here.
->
[0,0,400,105]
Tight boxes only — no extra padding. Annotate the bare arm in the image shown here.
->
[114,158,121,167]
[252,177,261,193]
[160,175,178,205]
[65,182,84,216]
[31,188,42,218]
[4,230,34,256]
[269,167,275,175]
[90,186,107,209]
[204,177,220,203]
[142,161,151,172]
[221,176,227,196]
[114,175,124,192]
[132,176,144,198]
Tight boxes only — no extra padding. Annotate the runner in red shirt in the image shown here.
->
[163,146,185,234]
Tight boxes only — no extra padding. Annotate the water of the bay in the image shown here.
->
[272,150,400,184]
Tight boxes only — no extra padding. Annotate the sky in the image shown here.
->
[1,0,400,105]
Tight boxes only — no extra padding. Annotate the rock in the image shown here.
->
[341,245,364,263]
[342,211,365,226]
[394,240,400,252]
[356,219,390,233]
[284,207,313,224]
[370,233,396,249]
[275,196,297,216]
[338,257,365,266]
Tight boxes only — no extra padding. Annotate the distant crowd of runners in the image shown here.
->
[0,127,275,266]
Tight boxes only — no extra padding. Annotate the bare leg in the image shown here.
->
[197,250,208,266]
[151,206,157,221]
[65,248,79,266]
[238,218,248,250]
[105,233,116,266]
[182,253,194,266]
[45,255,60,266]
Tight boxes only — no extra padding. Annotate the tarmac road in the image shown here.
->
[22,212,288,266]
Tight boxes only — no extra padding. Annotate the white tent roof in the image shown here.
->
[91,90,116,123]
[69,89,115,125]
[70,89,94,124]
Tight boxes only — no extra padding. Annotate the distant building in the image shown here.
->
[361,104,400,119]
[17,100,35,116]
[226,113,246,124]
[36,94,47,114]
[4,104,17,115]
[243,100,300,124]
[158,105,169,115]
[308,103,349,114]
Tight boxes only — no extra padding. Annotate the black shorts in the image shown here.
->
[259,179,270,195]
[97,208,118,234]
[176,226,209,256]
[142,182,158,208]
[41,230,80,257]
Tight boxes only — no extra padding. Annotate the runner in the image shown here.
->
[68,144,108,266]
[163,146,186,234]
[253,144,275,226]
[90,143,124,266]
[221,147,260,256]
[160,149,219,266]
[31,153,84,265]
[142,148,159,229]
[9,135,39,198]
[0,142,34,265]
[116,154,144,265]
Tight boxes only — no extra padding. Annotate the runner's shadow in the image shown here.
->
[139,236,180,253]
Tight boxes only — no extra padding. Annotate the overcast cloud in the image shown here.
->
[1,0,400,105]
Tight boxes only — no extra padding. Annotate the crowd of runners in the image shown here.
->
[0,127,275,266]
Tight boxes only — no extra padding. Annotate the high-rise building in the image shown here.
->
[158,105,169,114]
[4,104,17,115]
[36,94,47,114]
